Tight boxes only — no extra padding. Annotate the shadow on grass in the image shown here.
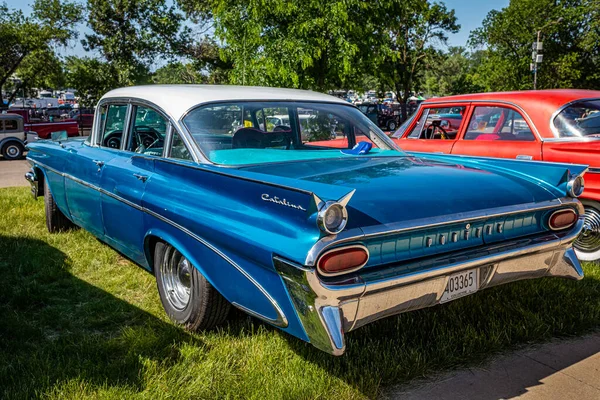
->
[280,266,600,396]
[0,235,201,398]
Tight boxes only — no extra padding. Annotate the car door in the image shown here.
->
[394,104,468,154]
[64,102,127,238]
[100,103,169,266]
[451,104,542,160]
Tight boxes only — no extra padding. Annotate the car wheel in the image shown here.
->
[2,142,24,160]
[44,179,76,232]
[574,200,600,262]
[154,242,230,330]
[387,120,397,131]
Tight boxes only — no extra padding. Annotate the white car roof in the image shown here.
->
[100,85,349,121]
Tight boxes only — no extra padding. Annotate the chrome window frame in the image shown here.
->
[92,101,132,150]
[419,99,543,142]
[463,105,536,142]
[549,97,600,139]
[92,96,202,162]
[123,102,172,156]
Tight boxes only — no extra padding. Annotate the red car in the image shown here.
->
[392,89,600,261]
[7,109,80,139]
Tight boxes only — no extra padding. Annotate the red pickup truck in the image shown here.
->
[6,109,79,139]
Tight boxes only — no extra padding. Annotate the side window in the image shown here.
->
[408,107,465,140]
[4,119,18,131]
[125,105,168,155]
[98,104,128,148]
[169,131,193,161]
[464,106,535,141]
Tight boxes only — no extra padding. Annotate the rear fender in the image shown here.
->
[143,226,308,341]
[413,152,588,198]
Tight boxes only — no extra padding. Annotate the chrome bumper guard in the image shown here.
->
[24,169,39,199]
[275,218,585,355]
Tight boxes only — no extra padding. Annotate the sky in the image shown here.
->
[5,0,510,59]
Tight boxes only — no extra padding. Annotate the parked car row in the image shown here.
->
[25,85,587,356]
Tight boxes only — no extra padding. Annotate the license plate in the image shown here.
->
[440,268,479,303]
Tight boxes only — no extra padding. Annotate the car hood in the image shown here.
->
[240,156,559,227]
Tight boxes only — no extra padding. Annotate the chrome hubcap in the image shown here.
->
[161,253,192,310]
[6,145,19,157]
[575,206,600,253]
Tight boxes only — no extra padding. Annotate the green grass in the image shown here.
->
[0,187,599,399]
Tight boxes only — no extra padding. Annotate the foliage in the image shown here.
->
[371,0,459,117]
[469,0,600,91]
[152,62,205,84]
[83,0,191,86]
[178,0,371,91]
[64,57,120,107]
[1,187,600,398]
[0,0,82,107]
[422,47,484,96]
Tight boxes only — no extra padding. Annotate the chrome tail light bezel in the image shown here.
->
[317,244,370,277]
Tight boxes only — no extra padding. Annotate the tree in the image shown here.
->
[64,57,119,107]
[5,49,66,106]
[177,0,371,91]
[83,0,191,86]
[152,62,204,84]
[371,0,460,119]
[469,0,600,91]
[0,0,82,107]
[422,47,484,96]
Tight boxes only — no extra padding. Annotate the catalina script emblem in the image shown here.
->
[261,194,306,211]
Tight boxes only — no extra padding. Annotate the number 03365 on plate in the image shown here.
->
[440,268,479,304]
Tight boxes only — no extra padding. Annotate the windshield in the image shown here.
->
[554,100,600,137]
[182,101,404,165]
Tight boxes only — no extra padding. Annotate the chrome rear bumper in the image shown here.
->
[275,218,584,355]
[24,168,39,199]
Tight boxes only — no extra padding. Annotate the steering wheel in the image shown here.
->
[423,124,448,139]
[103,131,123,148]
[131,126,162,152]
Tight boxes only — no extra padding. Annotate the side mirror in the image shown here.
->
[51,130,68,141]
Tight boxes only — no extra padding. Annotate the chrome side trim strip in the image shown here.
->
[588,167,600,174]
[29,158,288,328]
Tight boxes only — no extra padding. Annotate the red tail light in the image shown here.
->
[548,209,577,230]
[317,246,369,276]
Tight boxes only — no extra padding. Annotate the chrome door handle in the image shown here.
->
[133,173,148,182]
[93,160,105,167]
[516,155,533,160]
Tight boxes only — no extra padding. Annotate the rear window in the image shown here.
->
[554,100,600,137]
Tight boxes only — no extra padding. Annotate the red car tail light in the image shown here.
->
[548,209,577,230]
[317,246,369,276]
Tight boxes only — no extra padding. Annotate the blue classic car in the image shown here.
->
[25,85,587,355]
